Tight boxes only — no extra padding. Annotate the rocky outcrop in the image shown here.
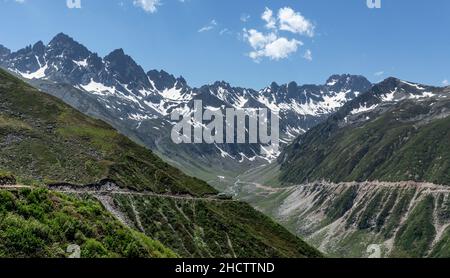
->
[0,174,16,185]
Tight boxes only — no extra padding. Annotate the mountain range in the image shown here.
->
[0,33,372,187]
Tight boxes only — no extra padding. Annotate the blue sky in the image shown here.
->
[0,0,449,89]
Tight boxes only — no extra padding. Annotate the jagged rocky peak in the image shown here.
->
[332,76,447,126]
[104,48,126,59]
[9,44,33,57]
[49,32,72,43]
[326,74,372,91]
[269,81,280,91]
[47,32,91,60]
[211,80,233,90]
[0,44,10,59]
[4,43,44,74]
[104,48,150,88]
[375,76,402,88]
[372,77,435,98]
[265,74,372,97]
[287,81,299,92]
[85,52,104,71]
[326,73,363,85]
[32,41,45,55]
[207,80,252,101]
[147,69,187,91]
[200,80,232,97]
[371,77,406,95]
[267,81,300,101]
[379,77,432,90]
[48,32,80,48]
[176,75,188,88]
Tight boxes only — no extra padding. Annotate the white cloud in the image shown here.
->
[244,29,302,61]
[133,0,160,13]
[242,7,315,62]
[244,29,277,49]
[262,7,276,29]
[261,37,302,60]
[443,79,449,86]
[278,7,314,37]
[374,71,385,76]
[198,19,217,33]
[303,49,312,61]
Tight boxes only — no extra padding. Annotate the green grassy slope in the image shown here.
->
[280,98,450,185]
[113,195,322,258]
[0,188,176,258]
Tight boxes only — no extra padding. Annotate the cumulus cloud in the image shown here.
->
[261,8,276,29]
[243,7,315,62]
[244,29,302,61]
[244,29,277,49]
[278,7,314,37]
[133,0,160,13]
[256,37,302,60]
[443,79,449,86]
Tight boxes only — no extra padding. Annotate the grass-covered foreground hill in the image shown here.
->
[0,68,321,258]
[0,188,176,258]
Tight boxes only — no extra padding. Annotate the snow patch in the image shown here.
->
[215,144,234,159]
[350,103,378,115]
[73,59,88,67]
[409,91,436,99]
[401,80,425,90]
[381,90,396,102]
[159,85,190,101]
[81,79,117,96]
[327,79,338,86]
[20,64,48,79]
[128,113,155,121]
